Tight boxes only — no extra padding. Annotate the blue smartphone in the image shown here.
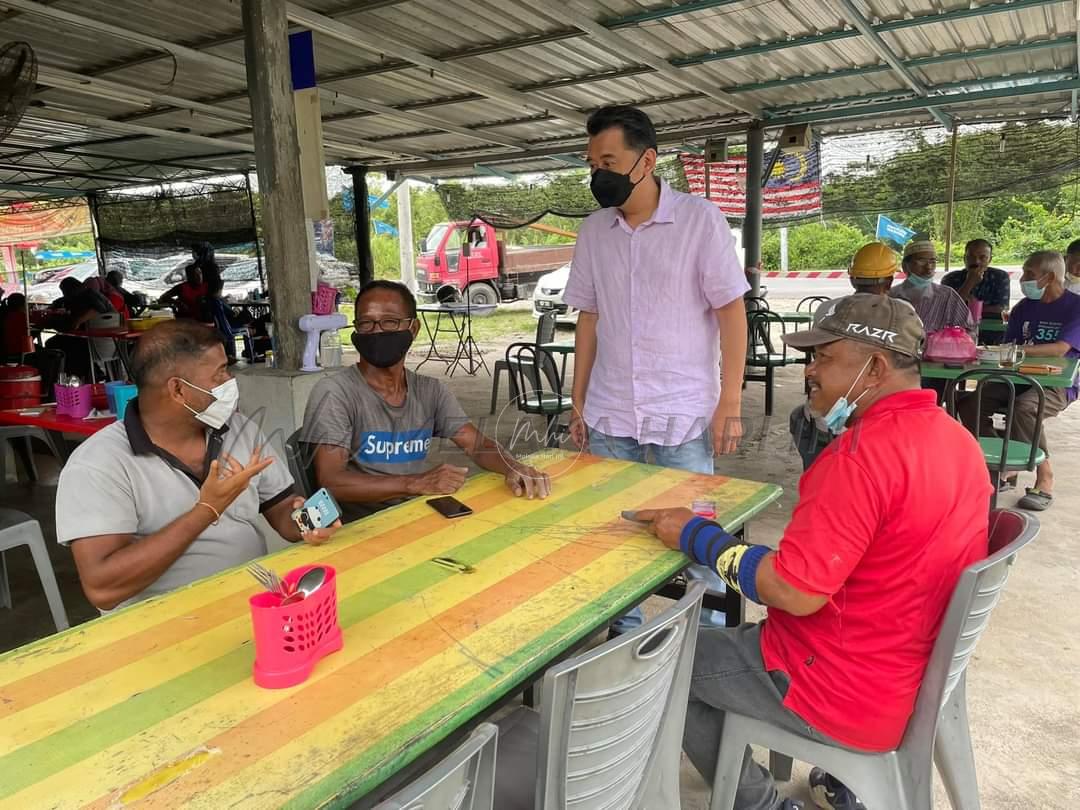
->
[292,488,342,532]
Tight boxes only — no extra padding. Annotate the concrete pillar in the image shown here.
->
[346,167,374,286]
[242,0,310,371]
[744,122,765,297]
[397,180,416,291]
[780,226,789,273]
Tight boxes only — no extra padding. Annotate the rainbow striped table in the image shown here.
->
[0,450,780,809]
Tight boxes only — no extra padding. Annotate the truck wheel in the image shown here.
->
[466,283,498,315]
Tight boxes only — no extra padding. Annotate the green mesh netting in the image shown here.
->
[435,157,689,229]
[823,121,1080,215]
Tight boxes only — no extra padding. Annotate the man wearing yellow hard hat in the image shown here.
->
[789,242,899,469]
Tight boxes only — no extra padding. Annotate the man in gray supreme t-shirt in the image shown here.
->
[56,321,340,611]
[301,280,550,521]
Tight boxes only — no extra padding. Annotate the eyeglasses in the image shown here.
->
[354,317,415,334]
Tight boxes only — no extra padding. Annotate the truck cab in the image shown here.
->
[416,221,499,304]
[416,220,575,308]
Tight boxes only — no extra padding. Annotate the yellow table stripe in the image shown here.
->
[1,456,623,746]
[6,469,693,808]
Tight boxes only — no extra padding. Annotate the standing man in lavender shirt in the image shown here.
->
[563,106,749,631]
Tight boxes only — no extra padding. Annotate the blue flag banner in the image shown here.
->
[876,215,917,246]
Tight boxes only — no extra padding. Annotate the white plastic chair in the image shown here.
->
[494,581,705,809]
[709,509,1038,810]
[374,723,498,810]
[0,509,69,632]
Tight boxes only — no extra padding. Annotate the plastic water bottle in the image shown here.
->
[320,330,343,368]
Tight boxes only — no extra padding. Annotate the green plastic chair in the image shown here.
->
[945,369,1046,510]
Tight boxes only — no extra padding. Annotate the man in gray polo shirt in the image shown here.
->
[56,320,339,611]
[301,280,550,522]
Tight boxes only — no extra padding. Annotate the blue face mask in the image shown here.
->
[906,273,933,290]
[1021,279,1046,301]
[823,356,874,434]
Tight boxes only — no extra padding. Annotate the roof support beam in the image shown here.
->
[6,0,528,154]
[473,164,517,181]
[285,3,588,126]
[376,76,1080,174]
[530,0,759,117]
[28,106,258,152]
[833,0,952,128]
[0,182,87,198]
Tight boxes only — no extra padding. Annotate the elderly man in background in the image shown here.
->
[1064,239,1080,294]
[959,250,1080,512]
[634,295,990,810]
[788,241,897,470]
[889,240,975,336]
[56,320,337,611]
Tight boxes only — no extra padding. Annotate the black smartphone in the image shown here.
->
[621,510,650,524]
[427,496,474,519]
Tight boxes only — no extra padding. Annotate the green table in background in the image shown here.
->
[979,318,1006,335]
[921,357,1079,390]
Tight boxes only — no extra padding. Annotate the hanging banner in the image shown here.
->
[681,144,823,221]
[0,202,91,245]
[313,219,335,255]
[290,30,329,222]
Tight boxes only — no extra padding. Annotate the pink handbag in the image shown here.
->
[923,326,977,364]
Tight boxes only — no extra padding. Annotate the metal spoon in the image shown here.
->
[280,566,327,605]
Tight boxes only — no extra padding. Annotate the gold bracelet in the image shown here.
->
[196,501,221,525]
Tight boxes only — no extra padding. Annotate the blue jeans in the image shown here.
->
[587,427,727,630]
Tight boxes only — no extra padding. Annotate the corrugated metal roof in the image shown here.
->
[1,0,1079,202]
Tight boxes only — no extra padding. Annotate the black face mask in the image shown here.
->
[590,151,646,209]
[352,329,414,368]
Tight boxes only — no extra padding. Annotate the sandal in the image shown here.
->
[1017,488,1053,512]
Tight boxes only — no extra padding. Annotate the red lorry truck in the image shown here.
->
[416,220,575,307]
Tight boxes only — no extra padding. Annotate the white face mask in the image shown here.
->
[181,377,238,430]
[1067,276,1080,294]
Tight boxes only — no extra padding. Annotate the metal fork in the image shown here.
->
[247,562,287,596]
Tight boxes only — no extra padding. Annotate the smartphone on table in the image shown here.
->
[291,488,342,533]
[427,496,474,519]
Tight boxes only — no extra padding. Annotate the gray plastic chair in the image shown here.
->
[374,723,498,810]
[0,425,65,484]
[709,509,1038,810]
[0,509,69,632]
[284,428,315,497]
[494,582,705,809]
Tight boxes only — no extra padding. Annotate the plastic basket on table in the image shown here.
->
[249,564,343,689]
[54,384,93,418]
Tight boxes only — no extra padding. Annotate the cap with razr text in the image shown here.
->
[782,293,926,358]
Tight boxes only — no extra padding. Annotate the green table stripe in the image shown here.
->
[0,464,658,798]
[283,558,681,810]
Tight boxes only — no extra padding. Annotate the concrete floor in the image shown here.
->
[2,314,1078,808]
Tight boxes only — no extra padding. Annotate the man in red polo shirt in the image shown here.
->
[634,295,991,810]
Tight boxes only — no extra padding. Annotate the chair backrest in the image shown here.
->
[744,295,770,312]
[534,311,557,346]
[797,295,830,313]
[900,509,1038,754]
[945,369,1045,475]
[505,342,562,409]
[284,428,316,497]
[534,582,705,810]
[374,723,498,810]
[746,310,787,361]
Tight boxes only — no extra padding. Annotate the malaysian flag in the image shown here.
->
[680,144,823,221]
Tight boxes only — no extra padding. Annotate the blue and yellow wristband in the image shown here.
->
[679,517,770,604]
